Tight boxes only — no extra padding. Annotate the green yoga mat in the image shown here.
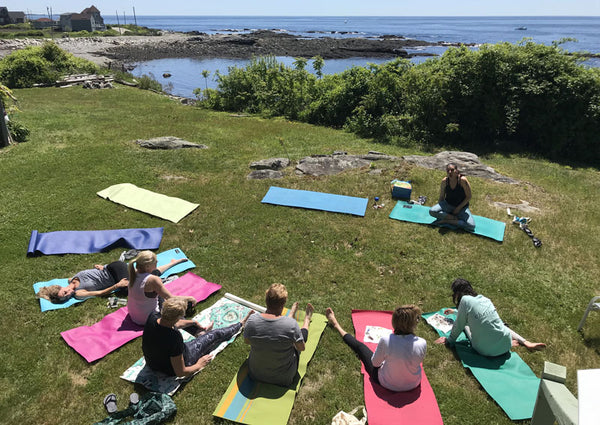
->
[423,309,540,420]
[389,201,506,242]
[97,183,199,223]
[214,312,327,425]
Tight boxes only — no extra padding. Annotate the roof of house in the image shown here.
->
[9,11,26,18]
[35,17,53,22]
[81,5,100,15]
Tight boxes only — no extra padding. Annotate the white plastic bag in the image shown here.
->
[331,406,367,425]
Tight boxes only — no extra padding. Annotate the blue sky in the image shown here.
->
[10,0,600,17]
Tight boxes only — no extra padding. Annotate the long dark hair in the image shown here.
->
[451,278,478,308]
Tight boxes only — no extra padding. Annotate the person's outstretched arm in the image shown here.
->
[171,353,212,377]
[74,278,129,299]
[156,258,189,275]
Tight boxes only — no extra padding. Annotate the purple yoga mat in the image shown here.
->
[27,228,164,256]
[61,272,221,363]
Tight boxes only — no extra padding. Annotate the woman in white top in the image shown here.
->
[326,305,426,392]
[127,250,196,326]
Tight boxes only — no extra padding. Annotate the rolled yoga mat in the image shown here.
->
[261,186,369,217]
[213,310,328,425]
[97,183,199,223]
[61,273,221,362]
[389,201,506,242]
[423,308,540,421]
[27,227,164,257]
[351,310,444,425]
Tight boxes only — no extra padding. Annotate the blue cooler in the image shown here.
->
[391,180,412,200]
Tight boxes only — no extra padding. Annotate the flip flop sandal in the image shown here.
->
[103,393,117,414]
[522,227,534,237]
[129,392,139,405]
[532,237,542,248]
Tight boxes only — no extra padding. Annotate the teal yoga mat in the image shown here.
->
[389,201,506,242]
[261,186,368,216]
[423,309,540,420]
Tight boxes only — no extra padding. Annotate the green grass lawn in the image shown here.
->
[1,85,599,425]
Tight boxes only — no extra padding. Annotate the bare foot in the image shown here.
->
[305,303,314,320]
[290,301,299,318]
[241,310,254,326]
[524,341,546,351]
[325,307,338,326]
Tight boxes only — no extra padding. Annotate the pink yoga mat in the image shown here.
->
[351,310,444,425]
[61,273,221,363]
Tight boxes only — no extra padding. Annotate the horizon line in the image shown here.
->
[26,13,600,18]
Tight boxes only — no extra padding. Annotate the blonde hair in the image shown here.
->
[36,285,70,304]
[128,250,157,288]
[265,283,288,311]
[160,297,187,323]
[392,304,422,335]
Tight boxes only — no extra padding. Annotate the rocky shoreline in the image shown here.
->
[0,30,474,68]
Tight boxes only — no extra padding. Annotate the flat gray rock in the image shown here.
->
[249,157,290,170]
[247,169,285,180]
[295,152,398,176]
[402,151,518,184]
[134,136,208,150]
[296,155,371,176]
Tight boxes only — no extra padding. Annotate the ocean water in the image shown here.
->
[100,16,600,98]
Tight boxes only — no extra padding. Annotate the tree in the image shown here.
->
[312,56,325,79]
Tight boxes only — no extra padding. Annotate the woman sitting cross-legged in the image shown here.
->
[429,162,475,231]
[243,283,314,387]
[142,296,253,377]
[326,305,426,392]
[434,278,546,356]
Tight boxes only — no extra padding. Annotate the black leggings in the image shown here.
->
[183,323,242,366]
[343,333,380,385]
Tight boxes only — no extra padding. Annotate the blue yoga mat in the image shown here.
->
[34,248,195,312]
[27,228,164,257]
[261,186,368,216]
[389,201,506,242]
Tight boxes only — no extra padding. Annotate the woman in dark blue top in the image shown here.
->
[429,163,475,231]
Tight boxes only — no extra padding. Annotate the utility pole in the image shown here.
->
[133,6,137,26]
[123,11,126,26]
[116,10,120,27]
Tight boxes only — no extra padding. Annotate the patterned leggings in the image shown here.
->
[183,323,242,366]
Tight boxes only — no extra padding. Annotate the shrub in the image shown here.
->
[136,74,163,91]
[8,120,29,143]
[0,42,97,88]
[199,43,600,166]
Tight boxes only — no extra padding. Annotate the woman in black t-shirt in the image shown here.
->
[429,163,475,231]
[142,297,253,377]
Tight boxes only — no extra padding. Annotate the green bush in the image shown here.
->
[0,42,97,88]
[202,56,316,119]
[8,120,29,143]
[199,42,600,166]
[136,74,163,91]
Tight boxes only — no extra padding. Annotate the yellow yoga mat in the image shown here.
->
[97,183,199,223]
